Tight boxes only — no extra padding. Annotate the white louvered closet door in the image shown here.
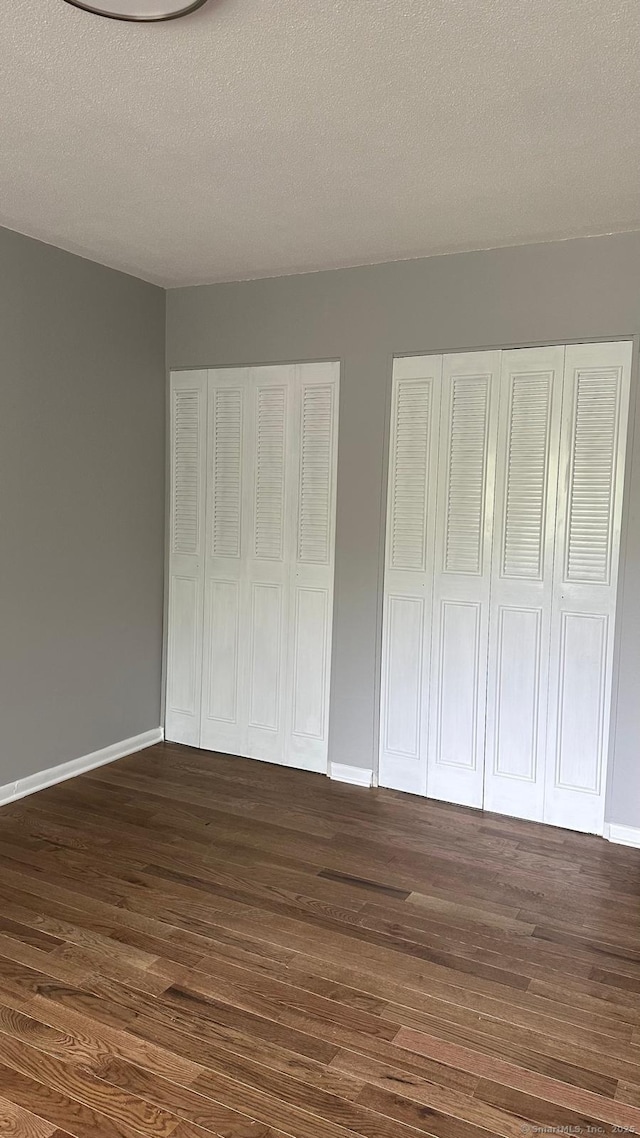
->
[166,371,207,747]
[379,339,632,833]
[426,351,501,808]
[185,361,339,772]
[483,346,564,821]
[544,341,632,833]
[379,355,443,794]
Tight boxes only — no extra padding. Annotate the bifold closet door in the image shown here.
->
[426,351,501,808]
[166,371,207,747]
[193,361,339,773]
[379,339,632,834]
[379,355,443,794]
[544,341,632,833]
[483,346,564,821]
[379,350,500,802]
[232,365,297,766]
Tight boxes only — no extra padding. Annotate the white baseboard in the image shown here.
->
[0,727,164,808]
[604,822,640,849]
[330,762,373,788]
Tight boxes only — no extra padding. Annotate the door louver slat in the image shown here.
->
[172,388,201,556]
[389,380,431,571]
[212,387,243,558]
[445,375,489,575]
[298,384,334,564]
[255,386,286,561]
[502,372,552,579]
[566,369,619,584]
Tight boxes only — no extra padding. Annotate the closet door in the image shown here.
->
[200,369,248,756]
[200,365,295,763]
[426,351,500,808]
[197,362,340,771]
[166,371,207,747]
[544,341,632,833]
[483,346,564,821]
[285,362,340,772]
[379,355,443,794]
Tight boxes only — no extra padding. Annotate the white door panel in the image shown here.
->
[544,341,632,832]
[200,369,248,755]
[290,586,329,738]
[203,579,240,724]
[166,371,207,747]
[427,351,500,808]
[379,355,442,794]
[169,362,339,771]
[244,366,294,763]
[484,346,564,821]
[383,593,425,759]
[435,597,483,772]
[286,363,339,771]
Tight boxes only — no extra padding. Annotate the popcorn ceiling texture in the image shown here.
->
[2,0,639,286]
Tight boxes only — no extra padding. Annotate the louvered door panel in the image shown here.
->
[565,369,620,584]
[427,351,500,808]
[244,368,293,764]
[298,382,334,565]
[389,379,432,572]
[545,341,632,833]
[199,362,339,769]
[379,356,442,794]
[254,385,287,560]
[287,363,340,771]
[444,375,490,575]
[200,370,248,755]
[172,388,202,556]
[484,346,564,821]
[502,370,554,579]
[166,371,207,747]
[212,386,243,559]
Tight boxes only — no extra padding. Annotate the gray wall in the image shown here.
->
[0,226,165,787]
[167,232,640,828]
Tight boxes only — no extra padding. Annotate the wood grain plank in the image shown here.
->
[0,1035,178,1136]
[0,1060,174,1138]
[0,741,639,1137]
[0,1095,57,1137]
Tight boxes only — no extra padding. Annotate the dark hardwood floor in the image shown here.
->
[0,743,639,1137]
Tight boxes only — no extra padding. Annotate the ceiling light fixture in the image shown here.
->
[62,0,208,20]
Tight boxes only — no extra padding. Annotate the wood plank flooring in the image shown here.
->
[0,743,639,1137]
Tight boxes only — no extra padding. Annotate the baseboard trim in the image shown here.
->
[604,822,640,849]
[330,762,373,788]
[0,727,164,808]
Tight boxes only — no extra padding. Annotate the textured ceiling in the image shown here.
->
[2,0,640,286]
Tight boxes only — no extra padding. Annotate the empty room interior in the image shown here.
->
[3,1,640,1135]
